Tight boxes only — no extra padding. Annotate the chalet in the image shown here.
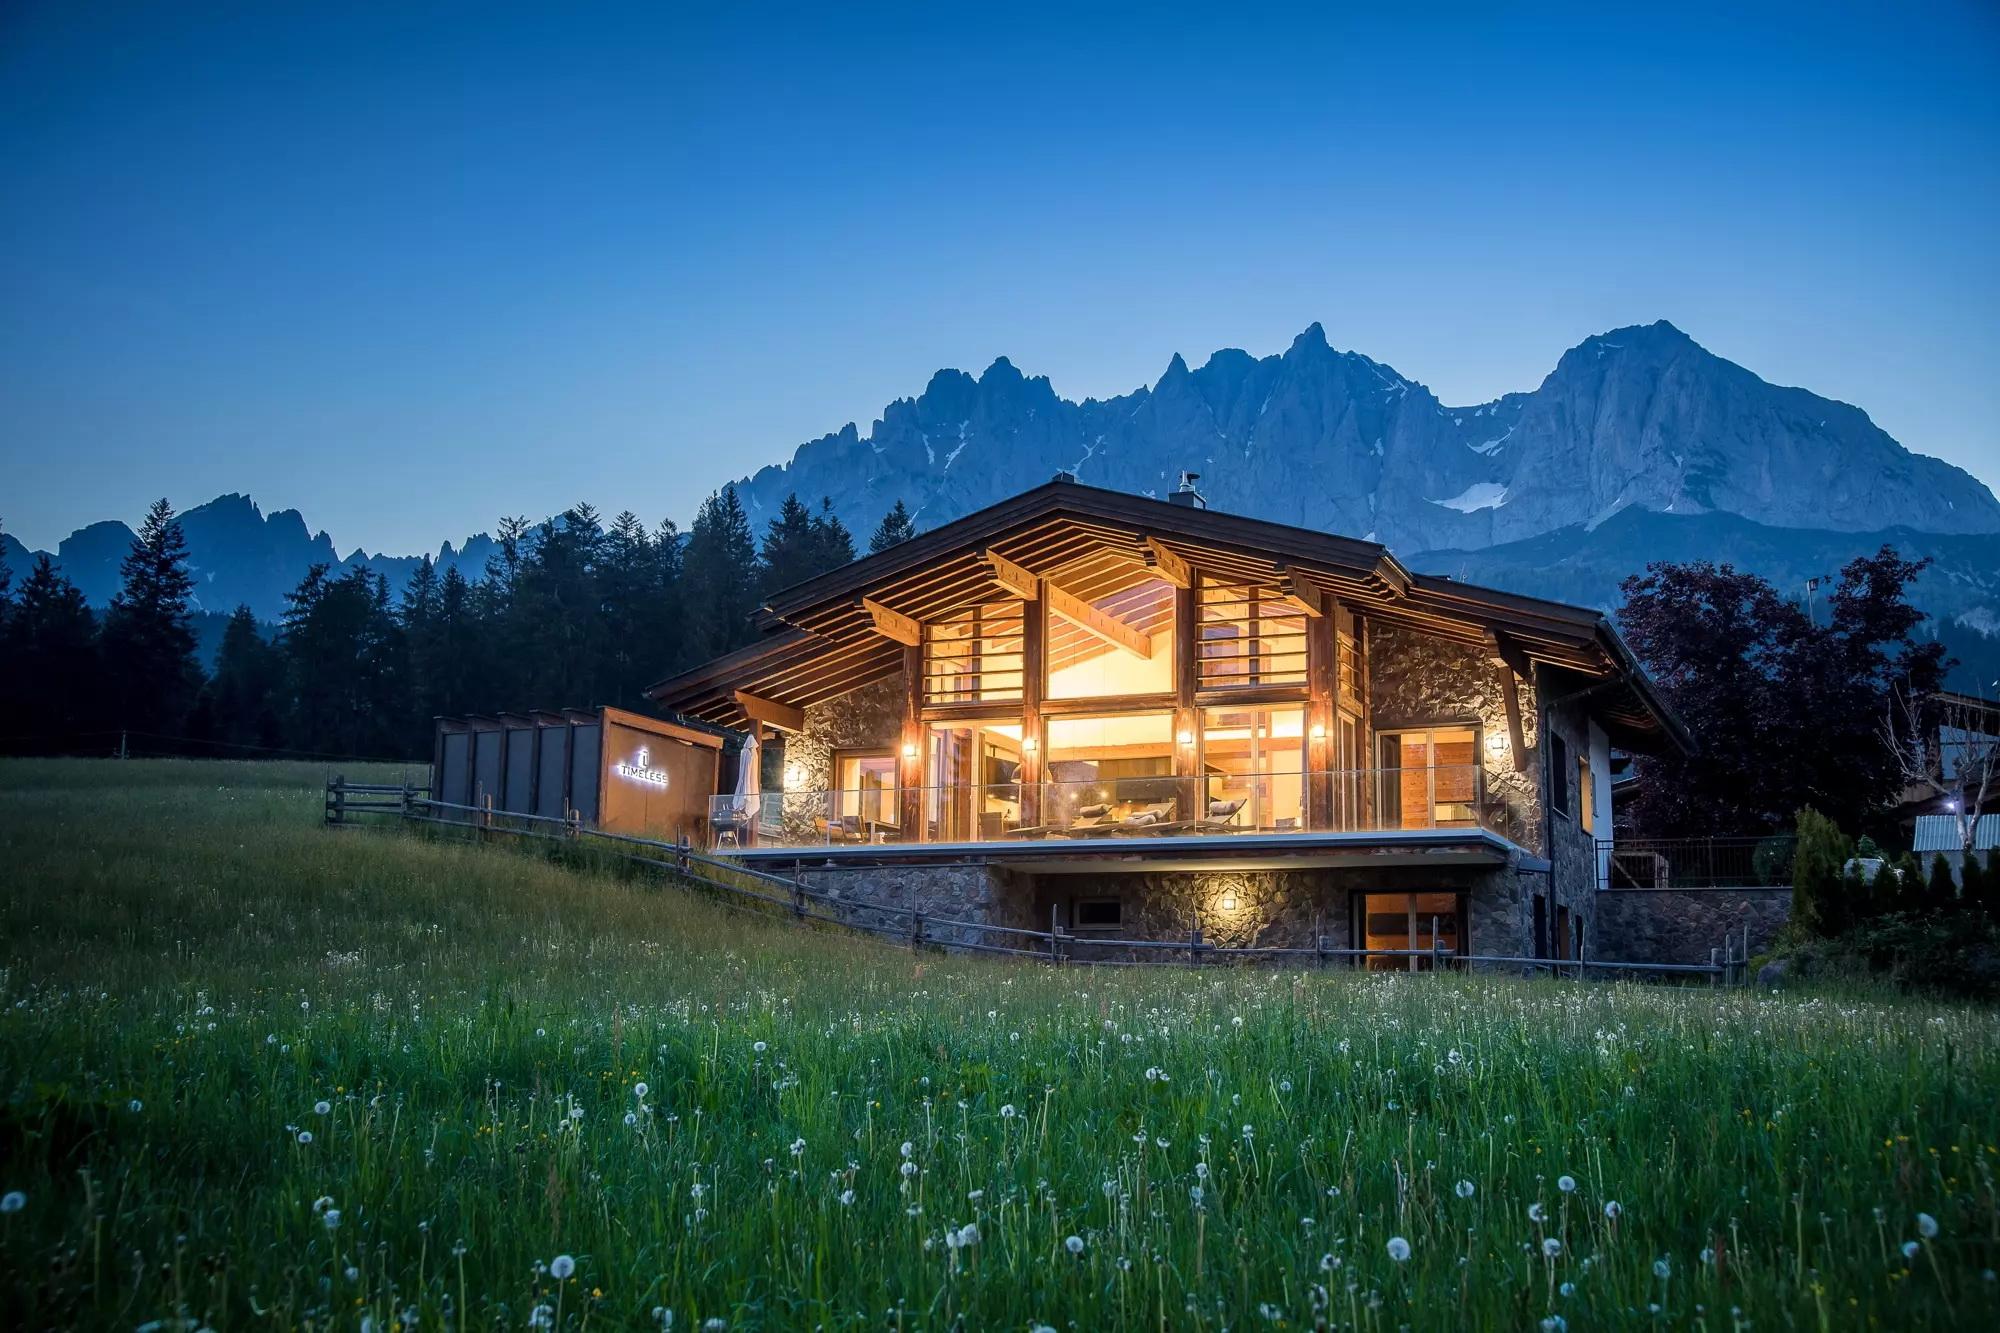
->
[645,474,1692,965]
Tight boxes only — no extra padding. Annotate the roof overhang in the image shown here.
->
[645,477,1692,753]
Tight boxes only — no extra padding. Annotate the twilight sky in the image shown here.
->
[2,1,1997,555]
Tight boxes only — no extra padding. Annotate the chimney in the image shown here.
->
[1168,470,1207,509]
[1051,469,1077,484]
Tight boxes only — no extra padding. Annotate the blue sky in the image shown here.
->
[2,1,1997,554]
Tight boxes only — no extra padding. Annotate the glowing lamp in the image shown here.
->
[1220,892,1238,911]
[1485,732,1509,755]
[1176,729,1195,747]
[1309,722,1326,740]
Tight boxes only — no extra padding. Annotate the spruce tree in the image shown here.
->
[205,605,284,751]
[810,497,855,572]
[758,493,819,597]
[13,556,101,749]
[99,499,201,739]
[683,488,759,660]
[869,500,918,553]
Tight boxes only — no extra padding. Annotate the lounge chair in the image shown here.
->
[1113,800,1178,834]
[1054,803,1123,838]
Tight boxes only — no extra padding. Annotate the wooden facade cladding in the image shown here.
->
[645,478,1692,756]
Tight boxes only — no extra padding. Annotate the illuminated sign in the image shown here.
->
[614,745,671,788]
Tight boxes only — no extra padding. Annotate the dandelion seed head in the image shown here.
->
[1917,1212,1939,1239]
[1386,1236,1411,1262]
[1065,1235,1084,1255]
[550,1253,575,1280]
[1455,1180,1475,1198]
[1557,1175,1577,1193]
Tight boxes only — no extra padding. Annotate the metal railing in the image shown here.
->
[351,783,1745,984]
[1600,835,1797,890]
[708,765,1533,852]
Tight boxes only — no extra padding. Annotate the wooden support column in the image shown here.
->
[1172,579,1200,786]
[1305,601,1338,830]
[898,643,924,835]
[1019,579,1046,828]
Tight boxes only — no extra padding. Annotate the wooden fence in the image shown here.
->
[326,777,1748,983]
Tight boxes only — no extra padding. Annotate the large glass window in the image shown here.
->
[1199,705,1305,832]
[1198,577,1308,690]
[1045,557,1175,700]
[925,720,1023,841]
[1041,712,1180,831]
[834,750,898,829]
[1357,891,1466,970]
[1377,727,1479,829]
[925,601,1025,705]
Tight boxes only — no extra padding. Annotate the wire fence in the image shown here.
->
[329,777,1749,983]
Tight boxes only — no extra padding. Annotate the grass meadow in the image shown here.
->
[1,759,1997,1331]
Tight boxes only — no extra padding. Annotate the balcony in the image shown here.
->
[1600,835,1798,890]
[707,765,1534,854]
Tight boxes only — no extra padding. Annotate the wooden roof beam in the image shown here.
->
[980,548,1039,599]
[1281,566,1325,618]
[1142,537,1192,588]
[732,690,805,734]
[861,597,922,646]
[1046,582,1152,658]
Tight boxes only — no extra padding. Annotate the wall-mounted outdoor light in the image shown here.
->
[1220,891,1239,911]
[901,742,918,759]
[1485,732,1509,755]
[1309,722,1327,740]
[1176,729,1195,747]
[1021,736,1038,753]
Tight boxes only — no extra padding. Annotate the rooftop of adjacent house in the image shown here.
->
[647,474,1692,753]
[1913,814,2000,853]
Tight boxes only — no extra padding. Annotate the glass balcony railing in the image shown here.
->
[706,766,1530,851]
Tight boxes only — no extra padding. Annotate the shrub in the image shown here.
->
[1927,853,1960,912]
[1789,807,1851,940]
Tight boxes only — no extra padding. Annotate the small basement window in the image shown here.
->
[1073,897,1123,930]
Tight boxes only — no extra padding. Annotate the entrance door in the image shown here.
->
[1377,727,1479,829]
[1356,891,1466,970]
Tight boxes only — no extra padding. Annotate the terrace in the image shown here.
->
[707,763,1536,859]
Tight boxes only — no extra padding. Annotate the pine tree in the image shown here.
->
[1788,806,1850,939]
[683,488,759,660]
[869,500,918,554]
[99,499,201,740]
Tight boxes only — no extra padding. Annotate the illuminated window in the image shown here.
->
[924,601,1025,705]
[1198,577,1307,689]
[834,750,898,828]
[1199,705,1305,832]
[1377,727,1479,829]
[1044,556,1175,700]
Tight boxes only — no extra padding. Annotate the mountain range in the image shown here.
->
[5,320,1998,687]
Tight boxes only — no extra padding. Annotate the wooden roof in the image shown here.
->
[646,477,1693,753]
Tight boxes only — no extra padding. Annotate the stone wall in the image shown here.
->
[1367,623,1543,854]
[791,860,1040,949]
[1029,862,1536,965]
[1541,690,1600,956]
[771,677,902,841]
[1593,888,1792,966]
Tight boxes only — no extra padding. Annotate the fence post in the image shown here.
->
[792,868,806,919]
[1314,912,1327,971]
[1049,903,1062,965]
[1189,917,1202,968]
[399,783,413,821]
[1708,946,1720,987]
[911,910,925,954]
[330,774,346,826]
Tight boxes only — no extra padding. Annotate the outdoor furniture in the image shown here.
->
[812,815,870,844]
[1055,803,1122,838]
[1113,800,1178,833]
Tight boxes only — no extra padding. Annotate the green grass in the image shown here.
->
[1,759,1996,1331]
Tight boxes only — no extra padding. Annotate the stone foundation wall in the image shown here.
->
[1368,624,1543,855]
[1593,888,1792,966]
[1031,862,1536,965]
[791,861,1040,949]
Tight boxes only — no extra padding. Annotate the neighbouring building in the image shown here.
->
[644,474,1695,966]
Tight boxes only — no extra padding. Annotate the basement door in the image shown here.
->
[1355,891,1467,971]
